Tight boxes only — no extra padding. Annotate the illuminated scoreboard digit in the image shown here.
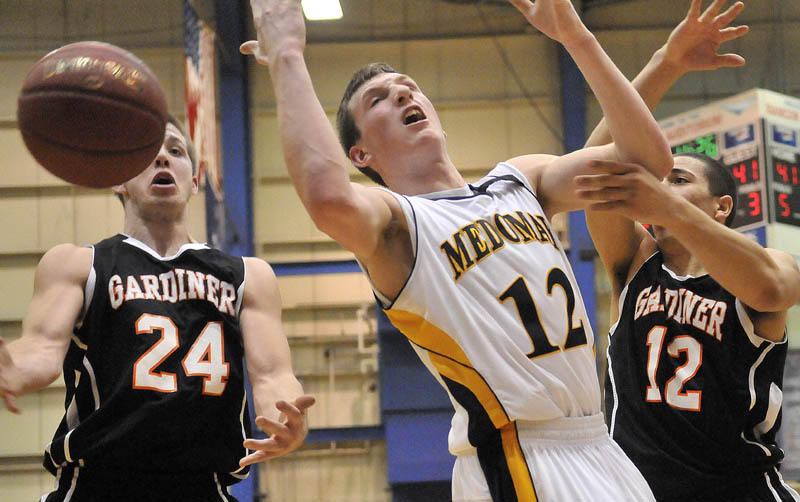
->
[726,155,764,228]
[671,133,719,158]
[659,89,800,233]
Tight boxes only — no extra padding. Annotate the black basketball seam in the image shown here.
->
[18,86,166,120]
[21,125,162,155]
[18,88,165,154]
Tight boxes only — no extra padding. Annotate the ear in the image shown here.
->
[112,183,128,198]
[715,194,734,224]
[349,145,374,169]
[191,173,199,195]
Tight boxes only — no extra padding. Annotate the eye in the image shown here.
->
[672,176,688,184]
[170,146,184,156]
[370,95,384,108]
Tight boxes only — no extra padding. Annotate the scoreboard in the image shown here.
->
[659,89,800,231]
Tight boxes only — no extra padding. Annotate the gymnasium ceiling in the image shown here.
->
[0,0,796,53]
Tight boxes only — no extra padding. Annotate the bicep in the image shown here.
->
[514,144,618,217]
[310,182,403,260]
[16,245,91,366]
[240,259,295,378]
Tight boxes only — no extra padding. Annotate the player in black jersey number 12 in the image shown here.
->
[581,1,800,500]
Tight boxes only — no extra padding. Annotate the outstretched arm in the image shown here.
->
[585,0,748,148]
[239,258,314,465]
[506,0,672,216]
[583,0,748,293]
[577,160,800,341]
[241,0,400,264]
[0,244,90,413]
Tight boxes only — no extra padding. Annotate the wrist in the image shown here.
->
[651,46,688,81]
[560,29,597,53]
[268,45,306,71]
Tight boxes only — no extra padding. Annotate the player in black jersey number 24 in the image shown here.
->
[0,117,314,501]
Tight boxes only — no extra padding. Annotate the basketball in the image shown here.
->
[17,41,168,188]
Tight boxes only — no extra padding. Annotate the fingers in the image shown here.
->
[576,187,629,202]
[719,25,749,43]
[586,159,643,174]
[714,53,746,68]
[1,392,20,414]
[506,0,534,17]
[714,1,744,27]
[698,0,728,23]
[240,40,258,55]
[687,0,703,19]
[294,394,316,412]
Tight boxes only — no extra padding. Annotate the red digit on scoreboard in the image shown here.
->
[777,161,789,183]
[751,159,759,181]
[779,193,791,217]
[733,162,747,184]
[748,191,761,216]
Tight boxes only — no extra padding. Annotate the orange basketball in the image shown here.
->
[17,41,168,188]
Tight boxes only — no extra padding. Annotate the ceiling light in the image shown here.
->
[301,0,343,20]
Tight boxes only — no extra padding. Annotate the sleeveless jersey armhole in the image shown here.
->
[496,161,537,197]
[735,299,788,346]
[75,245,96,330]
[609,251,660,336]
[357,187,418,309]
[235,257,246,320]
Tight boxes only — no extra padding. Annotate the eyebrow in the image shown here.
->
[360,74,413,104]
[670,168,694,177]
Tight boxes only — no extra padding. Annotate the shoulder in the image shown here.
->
[242,257,280,305]
[37,243,93,285]
[243,256,277,282]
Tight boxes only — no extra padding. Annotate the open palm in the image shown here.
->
[664,0,749,71]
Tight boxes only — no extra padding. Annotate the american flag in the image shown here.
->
[184,0,222,198]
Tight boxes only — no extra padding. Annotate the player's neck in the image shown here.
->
[123,210,194,257]
[659,241,706,278]
[385,155,465,196]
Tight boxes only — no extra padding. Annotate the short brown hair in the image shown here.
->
[335,63,397,187]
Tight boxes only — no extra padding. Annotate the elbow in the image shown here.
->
[749,282,795,313]
[651,137,673,179]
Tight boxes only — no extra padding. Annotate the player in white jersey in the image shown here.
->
[241,0,673,500]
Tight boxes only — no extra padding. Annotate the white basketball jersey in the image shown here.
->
[374,163,601,454]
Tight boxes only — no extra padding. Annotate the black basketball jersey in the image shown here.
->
[44,234,251,485]
[605,251,790,501]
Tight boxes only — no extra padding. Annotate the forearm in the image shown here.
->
[566,35,672,174]
[585,47,685,150]
[664,201,795,311]
[6,337,62,395]
[269,50,354,212]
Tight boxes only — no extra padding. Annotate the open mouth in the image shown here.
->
[151,172,176,186]
[403,108,427,125]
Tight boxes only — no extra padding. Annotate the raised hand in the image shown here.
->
[239,394,316,466]
[663,0,749,71]
[575,160,676,227]
[0,339,20,414]
[507,0,591,48]
[240,0,306,66]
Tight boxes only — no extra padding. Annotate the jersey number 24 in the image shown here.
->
[132,313,230,396]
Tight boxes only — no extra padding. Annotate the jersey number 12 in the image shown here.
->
[644,326,702,411]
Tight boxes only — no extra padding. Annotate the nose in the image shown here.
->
[154,144,170,168]
[393,84,412,105]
